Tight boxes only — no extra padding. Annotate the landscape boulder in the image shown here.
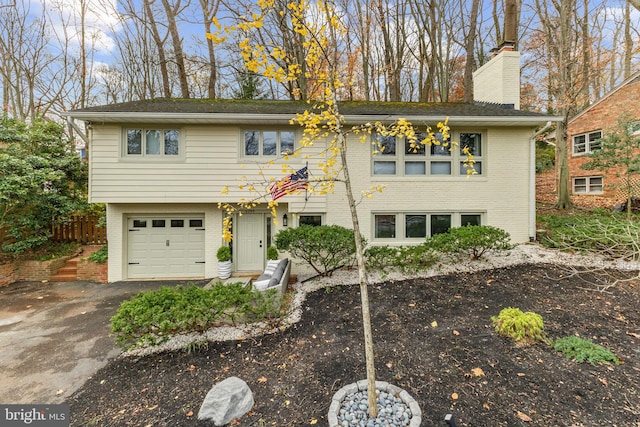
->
[197,376,254,426]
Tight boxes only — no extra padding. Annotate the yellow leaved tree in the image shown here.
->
[208,0,473,418]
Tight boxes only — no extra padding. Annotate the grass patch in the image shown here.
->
[110,282,283,350]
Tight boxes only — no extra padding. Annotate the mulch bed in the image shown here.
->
[68,264,640,426]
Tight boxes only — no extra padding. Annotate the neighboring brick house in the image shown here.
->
[567,71,640,207]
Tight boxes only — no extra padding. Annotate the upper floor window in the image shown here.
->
[572,130,601,156]
[372,131,483,176]
[243,130,295,157]
[125,128,180,157]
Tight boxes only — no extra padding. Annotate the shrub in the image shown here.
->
[426,225,512,259]
[553,336,620,365]
[491,307,546,345]
[266,245,279,260]
[110,283,281,350]
[216,245,231,262]
[275,225,363,276]
[88,245,108,264]
[365,244,440,274]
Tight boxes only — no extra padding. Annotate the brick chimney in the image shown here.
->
[472,0,520,109]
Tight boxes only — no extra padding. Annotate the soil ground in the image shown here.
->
[68,263,640,426]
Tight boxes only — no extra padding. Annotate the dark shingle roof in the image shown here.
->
[70,98,549,118]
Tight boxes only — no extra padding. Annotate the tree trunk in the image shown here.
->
[143,0,172,98]
[161,0,190,98]
[555,119,573,209]
[338,132,377,419]
[463,0,480,102]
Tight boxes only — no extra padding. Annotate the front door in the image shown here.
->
[235,213,265,271]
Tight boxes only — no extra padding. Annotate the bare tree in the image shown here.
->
[160,0,191,98]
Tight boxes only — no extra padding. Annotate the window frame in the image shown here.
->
[572,130,602,156]
[122,127,183,159]
[572,176,603,194]
[241,129,298,159]
[373,212,484,241]
[371,130,484,177]
[297,214,324,227]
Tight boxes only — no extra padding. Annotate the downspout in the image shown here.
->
[529,121,552,242]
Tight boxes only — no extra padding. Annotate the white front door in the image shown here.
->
[235,213,265,271]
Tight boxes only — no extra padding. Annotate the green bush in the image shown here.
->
[491,307,546,345]
[88,245,108,264]
[266,245,279,260]
[553,336,620,365]
[536,143,556,172]
[365,244,440,274]
[110,283,281,350]
[275,225,363,276]
[425,225,512,259]
[216,245,231,262]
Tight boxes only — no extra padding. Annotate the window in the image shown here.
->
[374,214,396,238]
[243,130,296,157]
[374,212,482,240]
[299,214,323,227]
[126,128,180,157]
[372,131,482,176]
[572,131,602,155]
[573,176,603,194]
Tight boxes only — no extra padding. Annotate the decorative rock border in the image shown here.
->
[328,380,422,427]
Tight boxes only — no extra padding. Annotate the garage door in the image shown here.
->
[127,216,205,279]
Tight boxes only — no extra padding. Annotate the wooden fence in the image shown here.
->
[52,215,107,244]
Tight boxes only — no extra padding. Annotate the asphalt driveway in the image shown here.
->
[0,278,209,405]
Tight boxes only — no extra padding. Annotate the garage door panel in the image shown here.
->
[127,216,205,279]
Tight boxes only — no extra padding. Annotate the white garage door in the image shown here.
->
[127,216,205,279]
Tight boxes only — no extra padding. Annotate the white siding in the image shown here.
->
[90,124,325,212]
[324,127,533,243]
[94,121,535,281]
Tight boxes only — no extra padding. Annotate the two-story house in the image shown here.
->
[567,71,640,207]
[65,49,560,282]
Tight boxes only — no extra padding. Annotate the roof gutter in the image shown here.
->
[62,111,562,126]
[529,121,553,242]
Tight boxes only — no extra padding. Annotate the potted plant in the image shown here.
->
[266,245,279,261]
[216,245,232,279]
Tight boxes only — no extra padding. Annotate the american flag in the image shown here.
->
[269,166,308,200]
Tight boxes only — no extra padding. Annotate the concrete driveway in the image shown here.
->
[0,278,209,404]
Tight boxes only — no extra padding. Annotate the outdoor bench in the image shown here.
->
[252,258,290,296]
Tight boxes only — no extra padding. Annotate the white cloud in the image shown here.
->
[30,0,123,56]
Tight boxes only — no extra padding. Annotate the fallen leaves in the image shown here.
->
[431,321,438,328]
[451,392,459,400]
[257,376,268,383]
[516,410,533,422]
[469,367,485,377]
